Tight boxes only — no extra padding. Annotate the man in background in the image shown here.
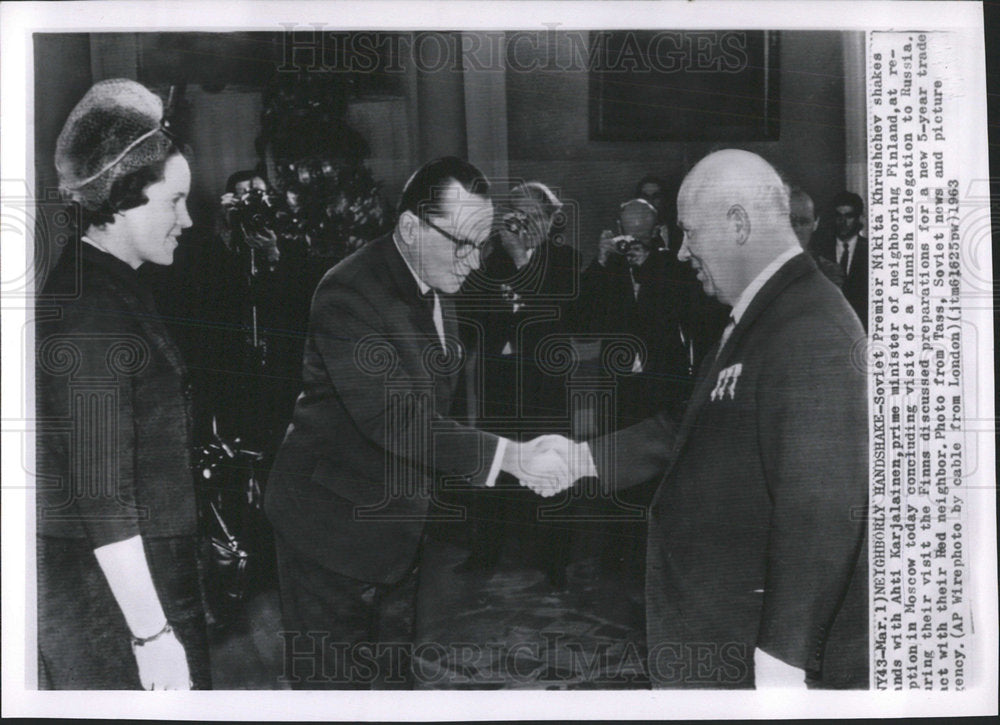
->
[788,186,844,288]
[454,181,582,588]
[581,198,717,429]
[634,174,669,225]
[578,198,719,576]
[814,190,868,330]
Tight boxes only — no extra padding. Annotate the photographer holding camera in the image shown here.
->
[217,171,287,271]
[583,198,702,425]
[580,197,727,575]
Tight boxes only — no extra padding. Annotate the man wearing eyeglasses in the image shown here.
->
[265,157,564,689]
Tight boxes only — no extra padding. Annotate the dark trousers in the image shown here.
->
[598,373,679,576]
[466,354,573,581]
[464,473,572,582]
[37,535,211,690]
[275,536,419,689]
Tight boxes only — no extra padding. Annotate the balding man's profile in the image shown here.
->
[789,186,844,288]
[568,149,869,688]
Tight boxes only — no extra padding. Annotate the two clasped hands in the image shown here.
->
[499,435,597,497]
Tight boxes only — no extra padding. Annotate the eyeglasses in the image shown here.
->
[422,217,491,259]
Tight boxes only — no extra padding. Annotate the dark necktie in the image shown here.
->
[839,240,851,276]
[420,289,445,351]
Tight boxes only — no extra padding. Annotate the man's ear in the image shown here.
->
[398,210,418,245]
[728,204,751,246]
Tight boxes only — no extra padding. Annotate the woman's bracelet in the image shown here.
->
[130,621,172,650]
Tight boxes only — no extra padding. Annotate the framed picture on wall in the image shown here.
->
[589,30,780,141]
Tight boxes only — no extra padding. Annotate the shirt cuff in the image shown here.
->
[484,437,509,488]
[754,648,805,688]
[580,441,598,479]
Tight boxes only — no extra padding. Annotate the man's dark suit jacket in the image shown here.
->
[814,235,868,331]
[580,250,725,425]
[265,234,502,584]
[592,252,868,688]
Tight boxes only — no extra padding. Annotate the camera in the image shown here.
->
[227,188,289,240]
[613,235,638,254]
[501,211,528,236]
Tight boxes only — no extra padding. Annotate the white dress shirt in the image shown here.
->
[716,246,803,361]
[394,235,507,486]
[395,236,446,351]
[730,245,804,327]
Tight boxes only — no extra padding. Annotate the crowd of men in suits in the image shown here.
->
[256,151,870,690]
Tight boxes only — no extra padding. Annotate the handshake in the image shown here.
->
[499,435,597,497]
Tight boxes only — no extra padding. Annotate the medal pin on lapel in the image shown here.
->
[711,363,743,401]
[723,363,742,400]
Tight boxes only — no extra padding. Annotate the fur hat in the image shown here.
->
[55,79,174,210]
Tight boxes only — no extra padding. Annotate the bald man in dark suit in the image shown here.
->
[536,150,868,689]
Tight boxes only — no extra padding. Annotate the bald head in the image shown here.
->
[618,198,659,267]
[619,198,658,238]
[678,150,791,225]
[788,187,818,248]
[676,150,799,305]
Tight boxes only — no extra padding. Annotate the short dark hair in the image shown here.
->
[634,174,666,197]
[78,140,186,230]
[225,169,260,194]
[832,191,864,215]
[397,156,489,222]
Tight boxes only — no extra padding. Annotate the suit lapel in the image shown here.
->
[848,237,867,284]
[439,295,463,396]
[663,252,816,467]
[379,234,441,346]
[378,235,468,401]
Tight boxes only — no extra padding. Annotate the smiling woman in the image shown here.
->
[58,135,194,270]
[36,79,210,690]
[111,155,193,268]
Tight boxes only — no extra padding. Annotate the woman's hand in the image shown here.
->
[92,535,190,690]
[133,627,191,690]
